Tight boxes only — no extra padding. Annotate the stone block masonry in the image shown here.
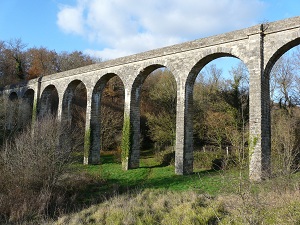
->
[3,16,300,181]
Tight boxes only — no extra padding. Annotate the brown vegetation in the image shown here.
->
[0,38,100,87]
[0,116,88,224]
[54,180,300,225]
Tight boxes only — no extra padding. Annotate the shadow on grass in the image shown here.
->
[57,162,243,221]
[142,170,224,190]
[74,169,219,199]
[140,149,155,158]
[62,150,241,216]
[102,168,224,194]
[100,154,116,164]
[139,164,166,169]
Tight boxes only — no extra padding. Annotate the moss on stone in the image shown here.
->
[84,128,91,164]
[121,115,131,170]
[249,135,259,157]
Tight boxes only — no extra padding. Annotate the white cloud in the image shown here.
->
[57,0,265,60]
[57,3,85,35]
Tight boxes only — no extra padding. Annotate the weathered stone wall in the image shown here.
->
[2,16,300,181]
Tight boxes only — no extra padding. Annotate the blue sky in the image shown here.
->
[0,0,299,61]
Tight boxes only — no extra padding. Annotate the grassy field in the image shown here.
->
[54,151,300,225]
[70,153,242,200]
[51,151,300,224]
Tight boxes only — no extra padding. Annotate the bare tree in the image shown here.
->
[271,55,298,108]
[0,38,101,87]
[7,38,28,80]
[271,109,300,175]
[270,47,300,175]
[0,116,75,223]
[56,51,98,72]
[0,39,27,85]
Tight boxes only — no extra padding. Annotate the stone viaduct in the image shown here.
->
[2,16,300,181]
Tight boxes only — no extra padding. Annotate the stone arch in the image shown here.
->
[21,89,34,128]
[8,91,18,100]
[265,37,300,78]
[135,60,179,84]
[89,73,125,164]
[61,79,87,160]
[133,64,166,89]
[127,63,177,169]
[187,50,246,85]
[62,79,87,125]
[264,36,300,176]
[176,51,249,174]
[39,85,59,118]
[6,92,19,131]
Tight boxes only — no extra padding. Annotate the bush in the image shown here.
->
[154,148,239,170]
[193,150,239,171]
[193,150,224,170]
[0,116,75,224]
[271,109,300,176]
[154,147,175,166]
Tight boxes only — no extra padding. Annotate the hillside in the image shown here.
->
[52,155,300,225]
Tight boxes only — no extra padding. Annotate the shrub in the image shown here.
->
[193,148,240,171]
[271,109,300,176]
[0,116,75,224]
[154,147,175,166]
[193,150,224,170]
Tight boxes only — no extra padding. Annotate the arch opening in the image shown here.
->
[188,54,250,173]
[90,74,125,164]
[61,80,87,162]
[39,85,59,118]
[267,43,300,176]
[21,89,34,128]
[130,64,177,168]
[265,38,300,78]
[6,92,19,133]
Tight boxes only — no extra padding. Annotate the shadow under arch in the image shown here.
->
[127,64,177,169]
[62,79,87,124]
[61,79,87,163]
[21,89,34,128]
[8,91,18,101]
[89,73,125,164]
[180,52,249,174]
[6,92,19,131]
[39,85,59,118]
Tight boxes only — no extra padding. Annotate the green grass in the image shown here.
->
[57,153,300,224]
[70,152,245,202]
[69,151,300,207]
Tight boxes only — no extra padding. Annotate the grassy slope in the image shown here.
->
[54,153,300,224]
[72,155,242,197]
